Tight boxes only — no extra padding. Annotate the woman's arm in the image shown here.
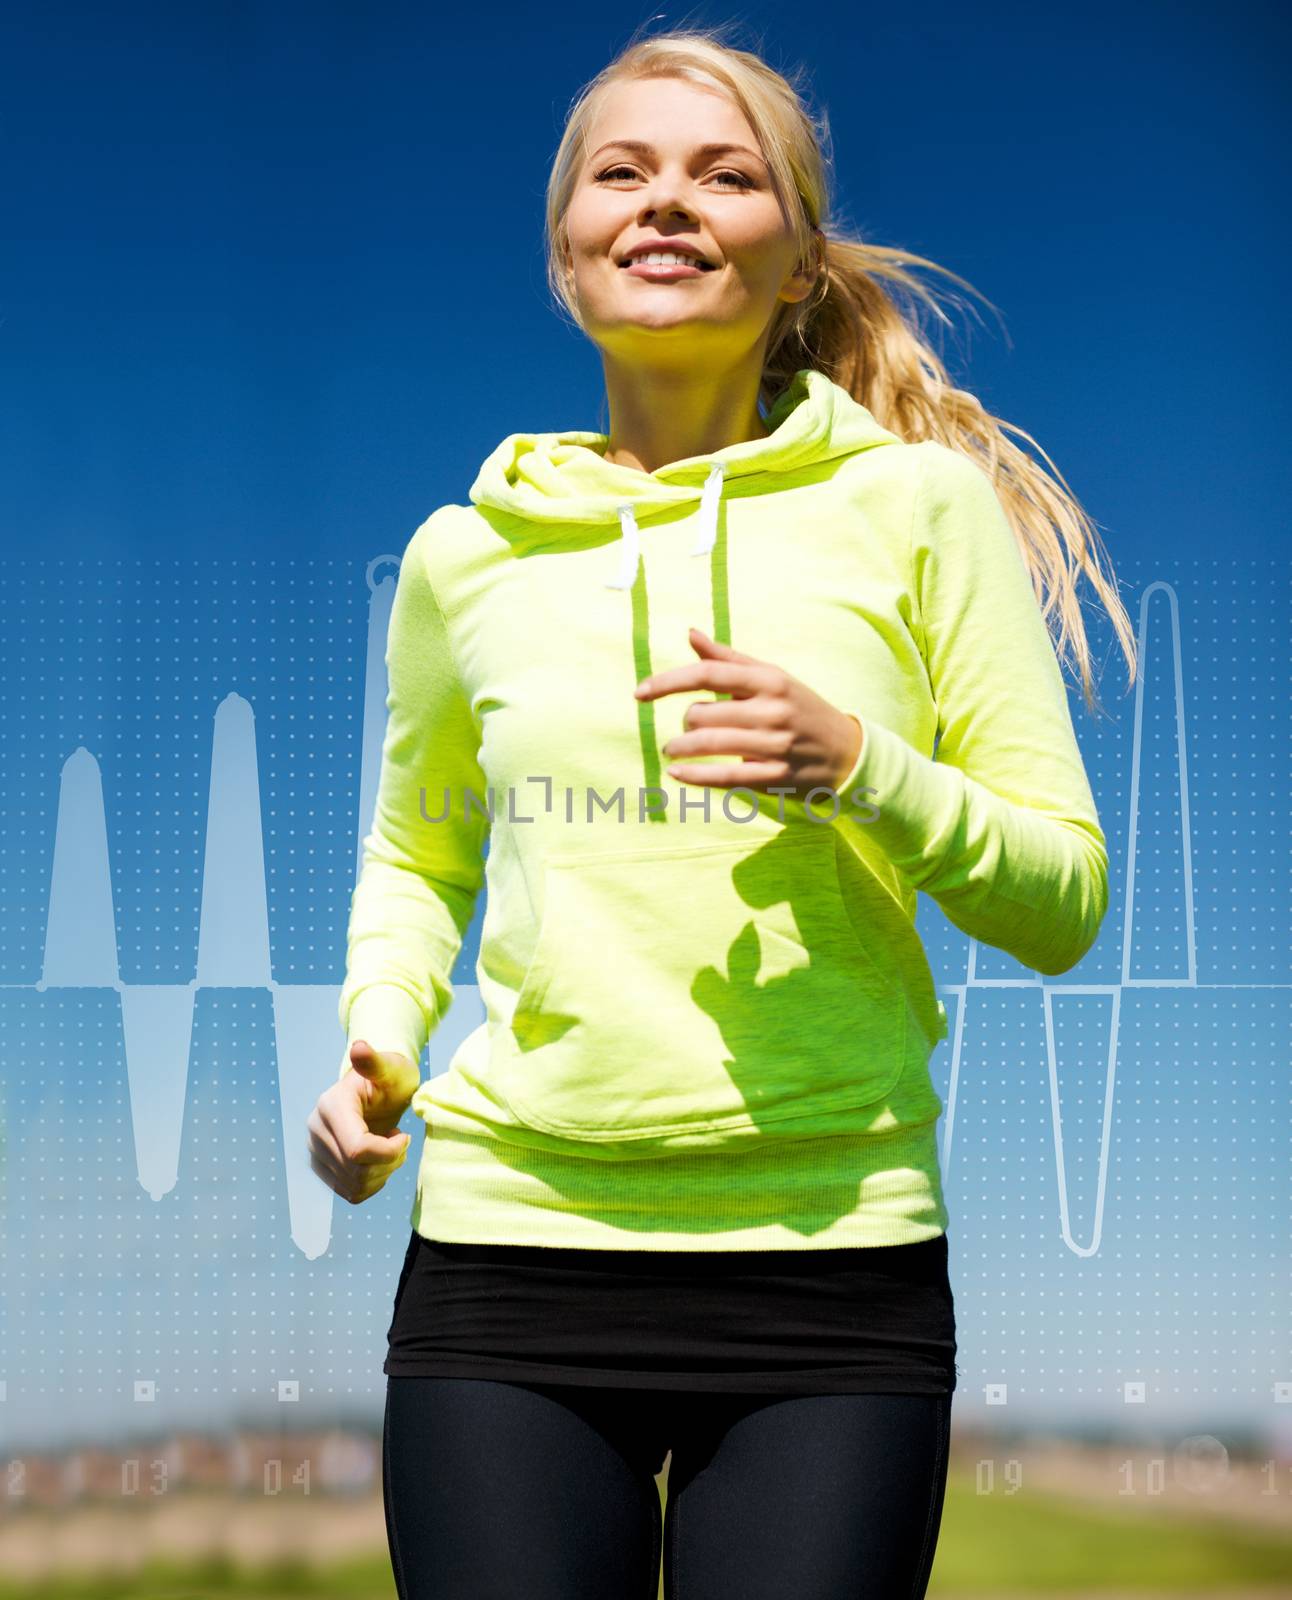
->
[337,512,491,1075]
[835,441,1110,977]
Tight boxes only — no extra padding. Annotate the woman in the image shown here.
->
[307,26,1136,1600]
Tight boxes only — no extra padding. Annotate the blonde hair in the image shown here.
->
[544,23,1137,715]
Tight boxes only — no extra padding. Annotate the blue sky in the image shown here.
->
[3,0,1288,563]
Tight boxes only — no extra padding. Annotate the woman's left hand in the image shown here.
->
[635,627,863,800]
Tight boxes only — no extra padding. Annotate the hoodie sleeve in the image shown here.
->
[336,515,490,1078]
[834,440,1109,976]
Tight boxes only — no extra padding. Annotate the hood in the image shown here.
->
[467,367,903,590]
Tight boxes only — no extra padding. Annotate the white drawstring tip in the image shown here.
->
[605,504,641,589]
[690,461,725,557]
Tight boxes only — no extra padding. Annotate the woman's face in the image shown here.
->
[563,76,815,365]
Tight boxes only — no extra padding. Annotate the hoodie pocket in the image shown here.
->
[497,828,904,1145]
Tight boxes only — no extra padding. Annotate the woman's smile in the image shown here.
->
[620,256,716,280]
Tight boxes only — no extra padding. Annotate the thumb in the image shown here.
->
[347,1038,384,1074]
[347,1038,414,1077]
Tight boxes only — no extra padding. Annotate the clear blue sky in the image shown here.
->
[3,0,1288,563]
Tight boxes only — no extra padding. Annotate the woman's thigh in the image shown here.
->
[663,1390,952,1600]
[382,1375,665,1600]
[382,1375,951,1600]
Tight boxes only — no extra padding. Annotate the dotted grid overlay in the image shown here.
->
[0,556,1287,1450]
[915,557,1291,1425]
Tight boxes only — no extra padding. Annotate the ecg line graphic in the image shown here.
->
[20,564,1265,1258]
[938,579,1288,1255]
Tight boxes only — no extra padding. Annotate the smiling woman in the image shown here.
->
[321,19,1140,1600]
[553,78,830,470]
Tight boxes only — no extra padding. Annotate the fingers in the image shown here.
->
[307,1095,413,1205]
[308,1135,410,1205]
[665,758,792,790]
[635,659,775,700]
[677,695,792,730]
[326,1094,411,1163]
[685,627,759,664]
[312,1143,410,1205]
[663,723,795,762]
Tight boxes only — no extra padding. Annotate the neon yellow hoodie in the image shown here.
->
[338,367,1108,1249]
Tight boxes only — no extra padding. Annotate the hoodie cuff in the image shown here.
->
[834,712,867,800]
[831,709,908,832]
[337,984,429,1080]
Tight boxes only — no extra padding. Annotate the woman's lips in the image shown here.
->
[620,259,715,279]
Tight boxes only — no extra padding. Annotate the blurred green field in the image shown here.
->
[929,1466,1292,1591]
[1,1466,1289,1599]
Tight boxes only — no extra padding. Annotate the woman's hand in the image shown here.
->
[307,1040,422,1205]
[636,627,864,799]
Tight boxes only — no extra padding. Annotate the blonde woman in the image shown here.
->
[308,25,1135,1600]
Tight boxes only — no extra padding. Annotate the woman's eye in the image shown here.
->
[592,165,754,190]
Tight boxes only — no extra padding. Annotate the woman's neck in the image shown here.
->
[599,355,769,474]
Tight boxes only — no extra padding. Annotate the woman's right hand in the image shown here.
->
[307,1040,423,1205]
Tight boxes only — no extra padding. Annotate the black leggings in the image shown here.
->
[383,1374,952,1599]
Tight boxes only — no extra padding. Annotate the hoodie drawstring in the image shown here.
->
[690,460,725,559]
[606,502,641,590]
[604,461,726,590]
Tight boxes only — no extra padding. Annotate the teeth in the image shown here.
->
[625,251,709,268]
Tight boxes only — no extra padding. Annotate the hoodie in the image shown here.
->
[337,367,1109,1250]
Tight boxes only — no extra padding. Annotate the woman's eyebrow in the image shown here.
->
[588,138,766,165]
